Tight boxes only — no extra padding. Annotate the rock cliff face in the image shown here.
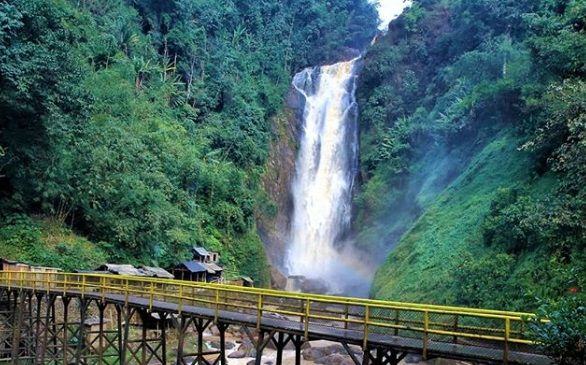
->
[256,86,305,287]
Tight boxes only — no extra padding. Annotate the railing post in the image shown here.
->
[149,281,154,310]
[304,298,311,341]
[100,276,105,302]
[81,275,86,298]
[423,311,429,360]
[363,305,369,350]
[124,279,129,306]
[344,302,349,330]
[256,294,264,330]
[504,318,510,364]
[214,289,220,323]
[178,285,184,314]
[453,314,459,344]
[63,274,67,296]
[7,271,11,291]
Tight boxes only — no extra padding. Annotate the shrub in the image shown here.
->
[528,297,586,365]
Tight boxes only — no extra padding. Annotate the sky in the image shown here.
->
[370,0,412,29]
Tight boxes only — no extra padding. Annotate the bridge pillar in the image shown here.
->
[120,305,169,364]
[0,290,44,364]
[73,297,91,365]
[254,329,272,365]
[176,315,220,365]
[291,335,303,365]
[217,322,229,365]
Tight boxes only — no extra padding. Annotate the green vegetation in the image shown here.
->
[528,297,586,365]
[359,0,586,311]
[0,0,378,282]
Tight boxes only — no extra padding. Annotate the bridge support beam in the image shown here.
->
[362,347,407,365]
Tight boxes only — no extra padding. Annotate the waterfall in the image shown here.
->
[285,58,370,295]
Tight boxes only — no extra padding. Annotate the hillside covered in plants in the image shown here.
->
[356,0,586,311]
[0,0,378,281]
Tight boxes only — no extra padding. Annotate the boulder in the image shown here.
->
[404,354,422,363]
[315,354,348,365]
[302,347,326,361]
[322,344,345,355]
[340,359,356,365]
[238,340,257,357]
[209,341,235,350]
[270,267,288,290]
[209,325,221,336]
[228,351,246,359]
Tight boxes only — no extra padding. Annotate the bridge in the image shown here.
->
[0,271,551,365]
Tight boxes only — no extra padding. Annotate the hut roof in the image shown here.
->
[203,262,223,274]
[0,258,19,265]
[180,260,208,273]
[192,246,209,257]
[95,264,143,276]
[138,266,173,279]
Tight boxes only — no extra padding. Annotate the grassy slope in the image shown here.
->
[371,130,555,306]
[0,216,108,271]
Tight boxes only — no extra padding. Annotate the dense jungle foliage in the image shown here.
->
[358,0,586,312]
[0,0,378,280]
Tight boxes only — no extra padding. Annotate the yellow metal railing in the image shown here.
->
[0,271,541,362]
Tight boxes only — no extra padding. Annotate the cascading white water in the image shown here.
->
[285,58,370,294]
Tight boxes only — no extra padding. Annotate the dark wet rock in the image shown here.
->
[228,351,246,359]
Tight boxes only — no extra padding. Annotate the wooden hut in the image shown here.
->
[168,261,207,282]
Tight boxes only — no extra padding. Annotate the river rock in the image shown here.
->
[404,354,422,363]
[209,341,235,350]
[299,278,330,294]
[238,340,257,357]
[340,359,356,365]
[322,344,345,355]
[315,354,349,365]
[209,325,221,336]
[270,267,288,290]
[302,347,326,361]
[228,351,246,359]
